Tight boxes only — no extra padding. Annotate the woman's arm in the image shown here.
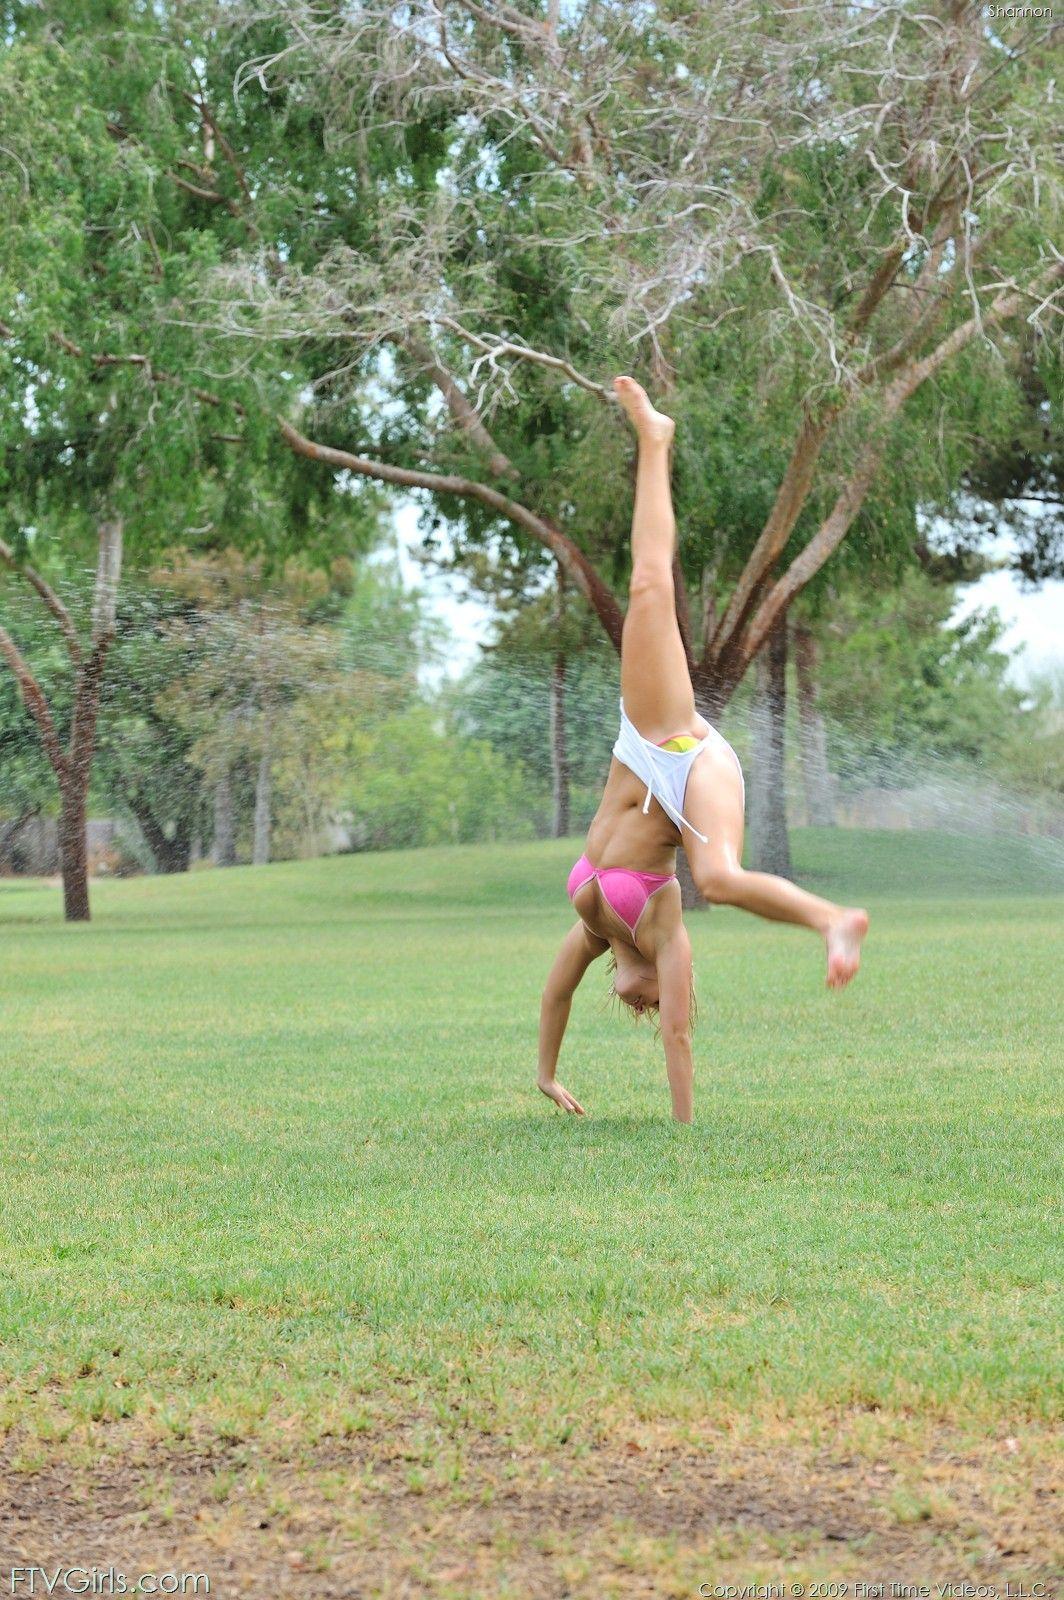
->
[538,921,607,1114]
[656,926,695,1123]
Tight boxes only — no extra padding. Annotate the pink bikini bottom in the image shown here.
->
[567,853,676,936]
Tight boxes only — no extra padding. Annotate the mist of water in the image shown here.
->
[0,576,1061,894]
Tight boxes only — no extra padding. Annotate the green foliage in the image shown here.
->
[0,587,64,819]
[448,643,617,827]
[998,666,1064,799]
[93,577,214,867]
[155,551,375,859]
[181,0,1062,627]
[815,568,1030,779]
[950,344,1064,584]
[342,561,446,684]
[0,3,385,575]
[347,705,539,850]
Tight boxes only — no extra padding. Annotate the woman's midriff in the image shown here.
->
[582,759,680,876]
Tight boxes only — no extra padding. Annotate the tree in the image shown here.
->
[998,666,1064,802]
[347,706,537,850]
[792,621,837,830]
[7,4,1059,909]
[0,587,65,869]
[95,589,209,875]
[448,594,620,837]
[814,567,1028,778]
[442,552,599,836]
[159,551,358,866]
[0,519,123,919]
[0,5,386,911]
[0,26,241,916]
[206,0,1061,719]
[950,345,1064,585]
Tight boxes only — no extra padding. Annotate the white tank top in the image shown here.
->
[612,699,744,844]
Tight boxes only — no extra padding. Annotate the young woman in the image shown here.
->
[537,377,869,1123]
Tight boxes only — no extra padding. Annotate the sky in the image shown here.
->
[951,569,1063,687]
[391,500,1063,689]
[390,501,495,678]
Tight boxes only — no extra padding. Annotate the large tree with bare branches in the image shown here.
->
[196,0,1060,712]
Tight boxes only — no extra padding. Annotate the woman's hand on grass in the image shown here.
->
[537,1077,586,1115]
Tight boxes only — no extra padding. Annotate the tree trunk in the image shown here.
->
[0,808,36,867]
[549,651,570,838]
[55,516,124,922]
[747,618,792,878]
[677,849,702,910]
[58,779,90,922]
[793,623,835,827]
[691,662,731,724]
[126,796,193,874]
[213,768,237,866]
[0,517,122,921]
[252,747,272,866]
[155,827,193,875]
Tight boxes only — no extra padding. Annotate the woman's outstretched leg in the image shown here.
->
[613,377,699,741]
[684,745,868,988]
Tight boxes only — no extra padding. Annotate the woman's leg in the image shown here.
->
[684,743,869,989]
[614,378,699,741]
[611,380,868,987]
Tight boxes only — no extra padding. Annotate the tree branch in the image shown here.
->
[435,317,615,404]
[0,623,68,780]
[182,90,254,205]
[706,405,840,669]
[402,334,520,480]
[845,169,962,339]
[67,636,112,785]
[276,415,626,648]
[90,518,123,647]
[0,535,82,665]
[738,262,1064,664]
[38,327,246,415]
[170,172,242,217]
[708,215,1053,675]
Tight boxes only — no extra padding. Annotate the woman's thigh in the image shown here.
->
[681,743,745,873]
[620,583,697,739]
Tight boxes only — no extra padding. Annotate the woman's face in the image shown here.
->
[611,947,660,1014]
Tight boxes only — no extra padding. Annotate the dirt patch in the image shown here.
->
[0,1423,1059,1598]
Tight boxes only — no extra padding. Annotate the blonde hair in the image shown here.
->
[605,950,698,1033]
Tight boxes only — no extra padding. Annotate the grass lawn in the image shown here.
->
[0,829,1061,1594]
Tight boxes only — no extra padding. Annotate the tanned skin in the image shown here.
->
[538,379,868,1123]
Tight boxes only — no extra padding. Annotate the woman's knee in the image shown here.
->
[628,561,674,605]
[695,860,744,905]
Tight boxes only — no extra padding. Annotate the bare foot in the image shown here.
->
[825,907,869,990]
[613,376,675,445]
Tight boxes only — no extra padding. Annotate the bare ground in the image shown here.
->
[0,1421,1060,1598]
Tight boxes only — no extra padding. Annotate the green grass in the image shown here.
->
[0,829,1061,1450]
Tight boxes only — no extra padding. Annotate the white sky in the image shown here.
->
[390,501,494,677]
[951,569,1063,686]
[390,500,1062,688]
